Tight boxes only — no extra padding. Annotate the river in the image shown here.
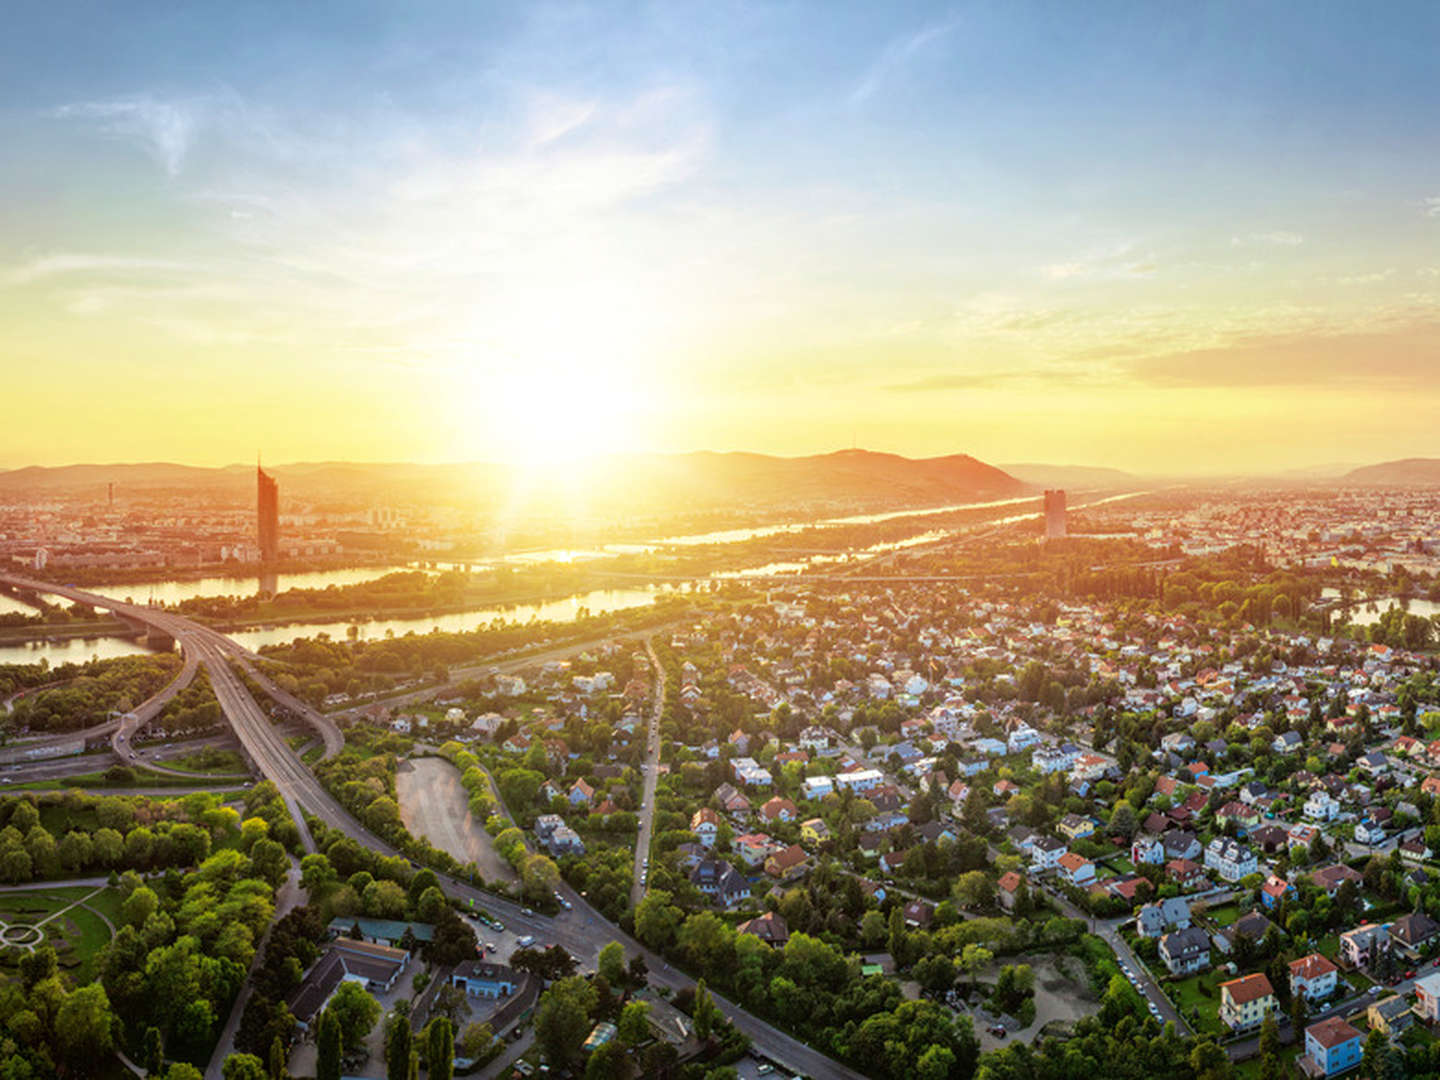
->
[0,489,1147,666]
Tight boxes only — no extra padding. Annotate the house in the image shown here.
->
[1272,731,1303,754]
[1413,972,1440,1022]
[329,938,412,993]
[1248,824,1291,855]
[1216,911,1276,954]
[1288,954,1338,1004]
[690,859,751,908]
[803,776,835,800]
[690,807,721,847]
[765,844,809,879]
[1131,835,1164,866]
[997,871,1023,911]
[1355,813,1387,846]
[1057,851,1096,887]
[1159,861,1202,892]
[1219,973,1277,1032]
[1163,830,1202,862]
[568,779,594,806]
[1339,923,1389,968]
[800,817,830,845]
[1057,814,1095,841]
[1400,838,1432,864]
[834,768,884,793]
[1311,864,1363,899]
[1389,912,1439,959]
[1301,1017,1362,1078]
[1304,791,1340,822]
[902,900,935,928]
[1204,837,1257,882]
[451,961,520,999]
[714,783,752,814]
[1030,836,1067,872]
[760,796,798,823]
[734,833,776,867]
[1367,994,1413,1037]
[1259,875,1296,910]
[1159,927,1212,975]
[736,912,789,947]
[1137,897,1192,939]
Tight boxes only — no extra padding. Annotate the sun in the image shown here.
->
[479,360,649,469]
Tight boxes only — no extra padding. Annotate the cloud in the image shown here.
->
[1230,231,1304,247]
[52,96,198,175]
[1125,323,1440,388]
[1425,195,1440,218]
[1039,246,1156,281]
[851,16,962,104]
[5,253,200,286]
[1338,268,1395,285]
[886,368,1088,392]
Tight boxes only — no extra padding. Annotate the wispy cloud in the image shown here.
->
[5,253,201,286]
[1230,231,1303,247]
[851,15,961,104]
[1338,268,1395,285]
[887,368,1089,392]
[52,96,199,175]
[1039,244,1156,281]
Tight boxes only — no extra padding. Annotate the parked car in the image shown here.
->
[988,1026,1007,1038]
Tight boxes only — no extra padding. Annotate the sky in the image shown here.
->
[4,0,1440,475]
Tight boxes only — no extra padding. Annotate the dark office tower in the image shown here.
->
[257,466,280,562]
[1043,489,1067,539]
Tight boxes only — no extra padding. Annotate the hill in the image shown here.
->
[999,463,1138,489]
[0,450,1028,513]
[1339,458,1440,486]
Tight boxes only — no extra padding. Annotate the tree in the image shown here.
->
[316,1011,342,1080]
[458,1021,495,1061]
[585,1042,627,1080]
[1257,1014,1281,1080]
[598,941,626,987]
[1362,1027,1386,1079]
[142,1026,164,1077]
[221,1055,267,1080]
[634,890,682,951]
[426,1017,454,1080]
[385,1013,412,1080]
[693,979,719,1041]
[163,1067,204,1080]
[534,976,598,1067]
[325,982,382,1052]
[268,1036,287,1080]
[122,885,160,928]
[55,983,117,1070]
[617,1000,652,1047]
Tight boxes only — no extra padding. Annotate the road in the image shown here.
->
[630,637,664,909]
[206,858,305,1078]
[0,571,868,1080]
[328,620,686,723]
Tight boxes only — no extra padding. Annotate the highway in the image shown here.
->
[0,571,867,1078]
[630,637,665,909]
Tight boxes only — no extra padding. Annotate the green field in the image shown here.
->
[0,885,119,984]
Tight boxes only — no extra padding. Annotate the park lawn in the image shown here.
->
[1168,972,1225,1035]
[57,902,113,981]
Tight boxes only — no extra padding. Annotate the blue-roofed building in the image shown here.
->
[327,917,435,945]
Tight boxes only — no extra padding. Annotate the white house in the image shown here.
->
[1030,836,1067,872]
[1288,954,1339,1005]
[1304,791,1340,822]
[1204,837,1258,882]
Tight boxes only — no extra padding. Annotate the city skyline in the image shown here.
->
[4,2,1440,474]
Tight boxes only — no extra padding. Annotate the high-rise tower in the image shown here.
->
[257,466,279,562]
[1043,489,1067,539]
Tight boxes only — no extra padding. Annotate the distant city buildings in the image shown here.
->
[257,466,279,562]
[1044,489,1067,539]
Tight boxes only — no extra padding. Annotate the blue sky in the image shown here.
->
[3,1,1439,471]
